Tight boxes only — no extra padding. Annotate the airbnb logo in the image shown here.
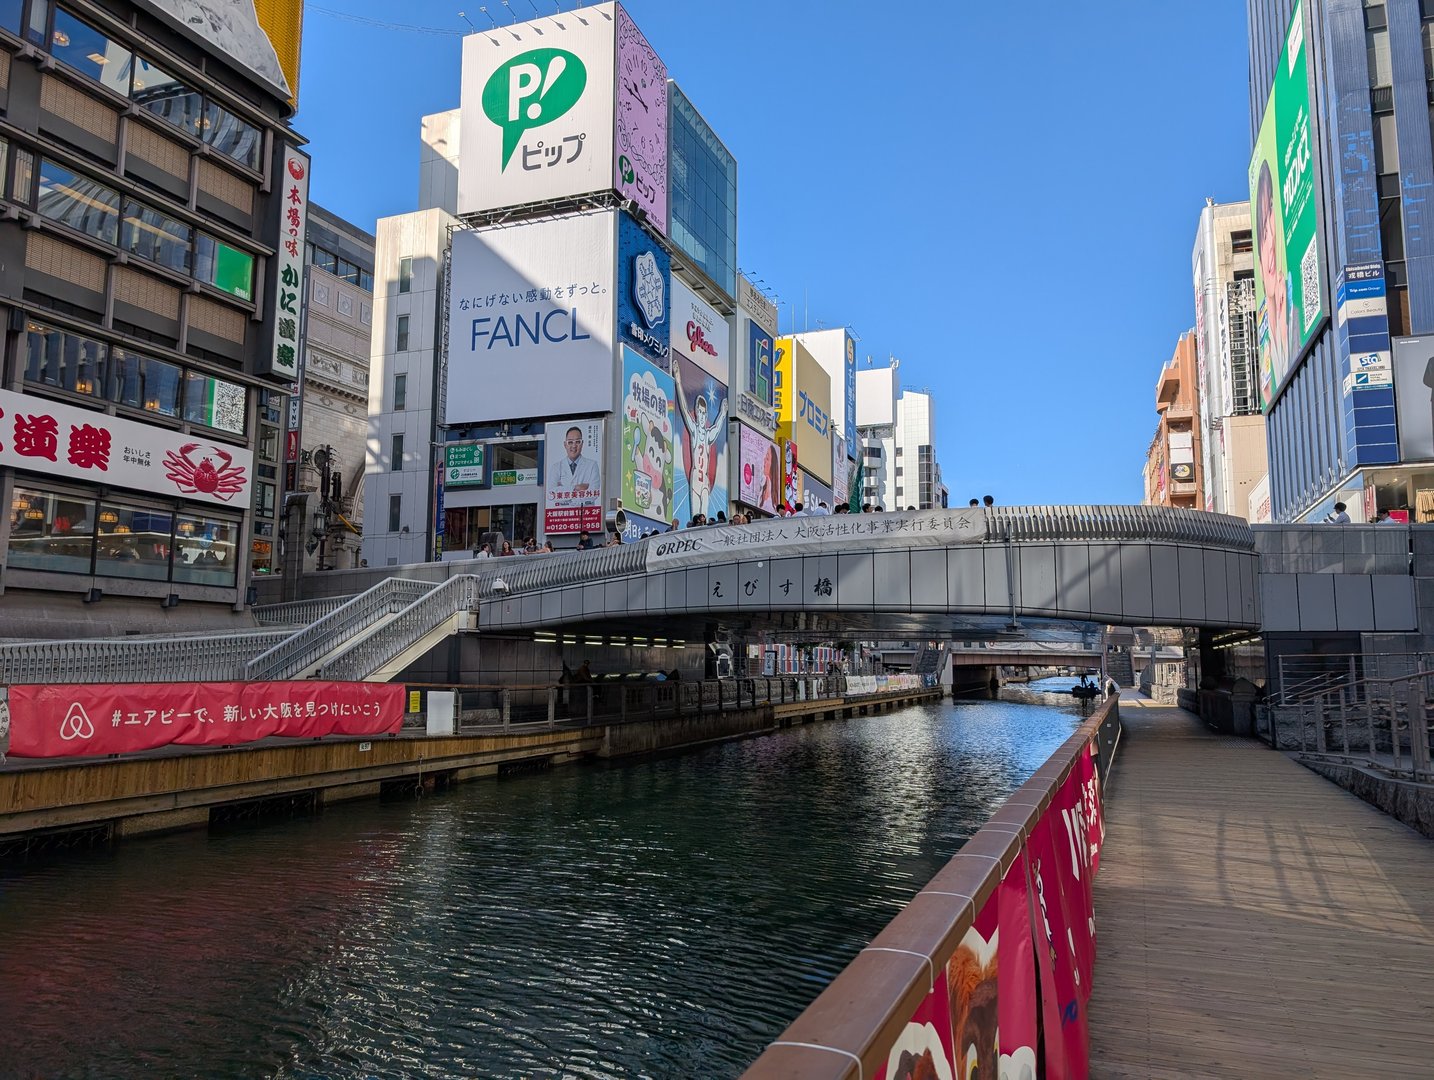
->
[686,321,717,357]
[59,702,95,741]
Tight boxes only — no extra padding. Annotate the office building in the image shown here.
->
[856,362,946,511]
[1144,333,1204,509]
[0,1,305,633]
[1191,198,1268,519]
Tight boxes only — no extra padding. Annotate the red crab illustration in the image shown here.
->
[162,443,247,501]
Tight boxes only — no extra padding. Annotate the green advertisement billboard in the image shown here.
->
[1249,0,1324,411]
[445,442,485,487]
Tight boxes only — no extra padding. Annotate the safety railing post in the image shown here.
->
[547,687,557,728]
[1314,698,1326,753]
[1338,688,1349,755]
[586,684,594,726]
[501,690,511,727]
[1410,680,1432,782]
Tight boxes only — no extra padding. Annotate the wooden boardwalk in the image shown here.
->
[1088,695,1434,1079]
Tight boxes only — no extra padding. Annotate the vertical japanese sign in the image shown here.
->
[672,356,728,523]
[544,418,604,533]
[617,210,670,366]
[843,331,858,462]
[266,145,309,379]
[1249,0,1324,410]
[775,336,833,484]
[621,346,676,525]
[614,4,668,235]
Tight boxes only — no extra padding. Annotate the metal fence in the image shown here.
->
[0,629,293,685]
[1273,652,1434,706]
[318,575,484,681]
[252,594,356,626]
[1274,670,1434,782]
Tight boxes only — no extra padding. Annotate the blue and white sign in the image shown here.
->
[618,210,670,367]
[842,331,858,462]
[1337,262,1387,326]
[446,214,615,423]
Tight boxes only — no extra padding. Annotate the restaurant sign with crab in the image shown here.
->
[0,388,253,508]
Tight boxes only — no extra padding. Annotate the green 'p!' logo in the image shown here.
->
[482,49,587,170]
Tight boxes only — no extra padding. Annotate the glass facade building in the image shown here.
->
[668,82,737,299]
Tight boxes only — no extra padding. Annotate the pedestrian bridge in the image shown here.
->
[0,506,1259,686]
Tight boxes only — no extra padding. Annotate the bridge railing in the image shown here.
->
[317,574,484,681]
[1276,668,1434,782]
[987,504,1254,549]
[252,594,356,626]
[0,629,293,685]
[1274,652,1434,706]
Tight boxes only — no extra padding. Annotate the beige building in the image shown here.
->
[1144,333,1203,509]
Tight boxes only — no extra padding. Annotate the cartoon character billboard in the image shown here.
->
[621,346,675,524]
[672,356,728,523]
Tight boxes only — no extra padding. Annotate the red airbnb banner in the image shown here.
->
[7,681,405,758]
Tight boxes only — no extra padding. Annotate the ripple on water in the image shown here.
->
[0,697,1081,1080]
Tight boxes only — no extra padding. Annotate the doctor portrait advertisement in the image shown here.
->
[543,419,604,534]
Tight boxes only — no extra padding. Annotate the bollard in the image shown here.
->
[547,687,557,728]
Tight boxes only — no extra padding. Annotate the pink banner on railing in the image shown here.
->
[7,681,405,758]
[997,849,1039,1077]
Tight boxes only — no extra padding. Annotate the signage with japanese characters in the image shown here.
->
[670,277,729,383]
[621,346,676,524]
[445,442,486,487]
[617,210,670,366]
[265,145,309,379]
[672,356,728,524]
[6,680,404,758]
[774,336,833,484]
[446,214,616,422]
[544,417,604,533]
[0,389,252,507]
[738,274,778,336]
[615,4,668,235]
[458,2,617,216]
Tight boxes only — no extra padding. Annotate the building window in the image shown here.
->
[1231,230,1253,254]
[36,159,120,244]
[391,433,404,471]
[394,372,407,411]
[50,7,133,95]
[895,467,904,477]
[182,371,247,435]
[111,347,181,417]
[121,201,193,274]
[0,0,21,33]
[396,314,410,352]
[388,494,402,533]
[195,234,256,302]
[8,487,95,574]
[94,502,173,582]
[172,512,239,586]
[132,58,204,137]
[256,480,276,516]
[200,100,262,172]
[398,256,413,294]
[24,321,105,398]
[313,246,338,275]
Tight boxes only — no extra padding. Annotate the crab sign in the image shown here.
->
[163,443,247,501]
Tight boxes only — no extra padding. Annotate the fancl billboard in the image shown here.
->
[458,2,670,229]
[1249,0,1325,411]
[446,214,615,422]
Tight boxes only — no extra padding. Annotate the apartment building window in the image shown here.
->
[1231,230,1253,254]
[394,373,407,411]
[391,433,404,471]
[388,494,402,533]
[396,315,410,352]
[399,257,413,294]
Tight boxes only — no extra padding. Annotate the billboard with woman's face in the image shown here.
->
[1249,0,1325,411]
[738,425,779,514]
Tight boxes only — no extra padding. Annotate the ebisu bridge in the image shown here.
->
[4,504,1434,1077]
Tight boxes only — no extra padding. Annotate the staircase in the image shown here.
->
[1106,647,1133,688]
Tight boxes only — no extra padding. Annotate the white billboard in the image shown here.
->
[670,278,729,383]
[0,388,253,507]
[446,214,616,422]
[458,2,617,216]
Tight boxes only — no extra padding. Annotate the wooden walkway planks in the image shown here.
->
[1088,695,1434,1080]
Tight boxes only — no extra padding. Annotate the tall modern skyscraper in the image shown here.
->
[1246,0,1434,521]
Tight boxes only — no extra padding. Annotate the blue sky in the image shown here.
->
[294,1,1254,506]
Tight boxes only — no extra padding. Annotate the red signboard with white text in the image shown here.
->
[0,389,252,506]
[6,681,404,758]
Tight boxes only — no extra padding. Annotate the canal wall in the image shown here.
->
[743,695,1122,1080]
[0,687,940,852]
[1301,759,1434,840]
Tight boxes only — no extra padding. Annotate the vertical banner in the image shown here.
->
[614,4,668,235]
[621,346,676,525]
[998,850,1039,1078]
[617,210,670,366]
[781,439,799,513]
[874,965,955,1080]
[265,146,309,379]
[543,418,604,534]
[945,889,999,1080]
[672,355,728,523]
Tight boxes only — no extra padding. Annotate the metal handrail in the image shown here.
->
[318,575,483,681]
[985,503,1254,549]
[252,594,356,626]
[0,629,293,685]
[243,578,437,681]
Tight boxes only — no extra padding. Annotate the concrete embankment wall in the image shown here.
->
[1301,759,1434,839]
[1,688,941,851]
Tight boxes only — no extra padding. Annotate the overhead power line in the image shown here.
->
[306,5,466,36]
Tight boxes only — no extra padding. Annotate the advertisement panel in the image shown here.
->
[0,388,252,506]
[444,442,485,488]
[832,437,850,507]
[614,5,668,235]
[543,418,604,533]
[738,425,780,514]
[458,3,616,215]
[7,681,404,758]
[621,346,676,524]
[617,210,670,366]
[798,469,833,513]
[264,145,308,379]
[738,274,778,336]
[1393,335,1434,461]
[775,336,833,484]
[447,215,615,422]
[781,438,800,513]
[139,1,300,103]
[670,277,729,382]
[672,356,728,523]
[843,331,858,462]
[1249,0,1324,410]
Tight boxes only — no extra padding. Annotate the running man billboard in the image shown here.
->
[1249,0,1325,411]
[672,356,728,523]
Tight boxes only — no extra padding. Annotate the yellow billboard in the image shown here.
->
[142,1,304,110]
[254,0,304,109]
[774,336,833,485]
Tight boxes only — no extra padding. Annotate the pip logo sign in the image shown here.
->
[481,49,587,169]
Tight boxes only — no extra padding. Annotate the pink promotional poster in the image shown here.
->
[7,681,406,757]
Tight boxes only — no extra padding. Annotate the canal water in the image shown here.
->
[0,692,1086,1080]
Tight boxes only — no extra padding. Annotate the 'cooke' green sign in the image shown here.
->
[445,443,484,487]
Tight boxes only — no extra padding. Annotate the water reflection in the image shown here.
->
[0,697,1081,1079]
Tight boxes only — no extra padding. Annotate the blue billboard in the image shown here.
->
[617,211,670,368]
[842,330,858,462]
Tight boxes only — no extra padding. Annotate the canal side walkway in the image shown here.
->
[1088,694,1434,1079]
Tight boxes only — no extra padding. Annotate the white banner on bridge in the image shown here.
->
[647,508,987,569]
